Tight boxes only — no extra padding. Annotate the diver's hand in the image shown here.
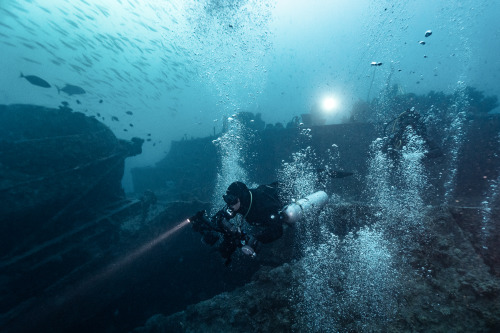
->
[189,210,206,223]
[220,219,242,236]
[241,235,261,257]
[189,210,209,232]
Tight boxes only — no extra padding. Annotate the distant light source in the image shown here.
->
[321,96,339,113]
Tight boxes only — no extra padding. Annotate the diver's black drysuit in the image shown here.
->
[190,181,286,265]
[227,181,285,244]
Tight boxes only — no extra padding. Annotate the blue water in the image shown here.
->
[1,0,499,191]
[1,1,500,332]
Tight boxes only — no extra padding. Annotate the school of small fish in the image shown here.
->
[1,0,274,147]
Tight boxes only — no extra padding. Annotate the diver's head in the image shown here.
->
[223,193,239,206]
[223,181,249,212]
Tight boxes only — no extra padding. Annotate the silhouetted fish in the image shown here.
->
[112,116,119,121]
[20,72,51,88]
[56,84,86,95]
[126,111,133,115]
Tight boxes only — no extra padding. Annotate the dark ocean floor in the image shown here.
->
[132,204,500,333]
[1,198,499,332]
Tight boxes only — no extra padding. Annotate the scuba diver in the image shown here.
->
[383,107,443,159]
[189,181,328,265]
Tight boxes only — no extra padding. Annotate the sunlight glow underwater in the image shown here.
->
[321,96,340,113]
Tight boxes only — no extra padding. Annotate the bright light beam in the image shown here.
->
[16,219,191,331]
[80,219,191,289]
[321,96,339,113]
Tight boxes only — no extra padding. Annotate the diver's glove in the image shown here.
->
[188,210,210,233]
[220,218,242,237]
[241,235,261,257]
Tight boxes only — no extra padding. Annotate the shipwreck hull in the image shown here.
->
[0,104,138,257]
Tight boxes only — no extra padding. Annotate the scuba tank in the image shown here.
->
[281,191,329,224]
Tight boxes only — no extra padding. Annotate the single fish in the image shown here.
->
[56,84,86,95]
[20,72,51,88]
[425,30,432,37]
[112,116,119,121]
[126,110,133,115]
[370,62,383,66]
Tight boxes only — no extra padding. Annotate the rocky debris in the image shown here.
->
[134,205,500,333]
[133,263,298,333]
[449,206,500,277]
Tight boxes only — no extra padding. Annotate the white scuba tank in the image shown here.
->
[281,191,329,224]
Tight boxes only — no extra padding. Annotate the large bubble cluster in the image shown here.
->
[294,225,401,332]
[277,129,321,246]
[442,82,469,203]
[277,145,318,206]
[480,132,500,251]
[367,129,429,238]
[339,227,401,329]
[293,231,340,331]
[211,117,253,214]
[292,127,430,331]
